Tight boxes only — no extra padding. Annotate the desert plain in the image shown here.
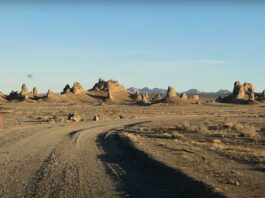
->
[0,79,264,198]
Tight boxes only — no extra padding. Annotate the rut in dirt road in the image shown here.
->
[22,122,135,198]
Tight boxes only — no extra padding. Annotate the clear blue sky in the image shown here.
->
[0,2,264,93]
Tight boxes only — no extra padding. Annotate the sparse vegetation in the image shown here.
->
[0,80,265,198]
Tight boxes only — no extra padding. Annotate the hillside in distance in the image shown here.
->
[128,87,231,96]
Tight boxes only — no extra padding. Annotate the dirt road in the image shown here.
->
[0,120,144,197]
[0,117,223,198]
[1,103,264,197]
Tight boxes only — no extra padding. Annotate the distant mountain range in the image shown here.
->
[128,87,167,95]
[127,87,231,95]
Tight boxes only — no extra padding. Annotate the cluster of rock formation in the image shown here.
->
[7,84,40,101]
[132,86,200,105]
[62,82,86,95]
[92,78,109,91]
[2,79,200,105]
[133,91,143,103]
[217,81,265,104]
[5,79,265,105]
[233,81,255,101]
[160,86,183,104]
[91,78,132,103]
[3,81,90,102]
[132,91,151,103]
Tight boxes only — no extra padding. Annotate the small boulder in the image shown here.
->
[93,115,99,121]
[119,115,126,119]
[68,113,83,122]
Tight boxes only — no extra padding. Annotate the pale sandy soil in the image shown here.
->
[0,102,264,197]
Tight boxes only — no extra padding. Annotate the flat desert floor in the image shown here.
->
[0,102,264,198]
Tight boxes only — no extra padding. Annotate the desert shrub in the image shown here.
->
[198,125,210,134]
[222,122,234,129]
[231,123,259,139]
[175,122,190,131]
[175,122,209,134]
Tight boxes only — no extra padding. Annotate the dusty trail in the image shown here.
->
[0,119,151,197]
[0,116,228,198]
[1,103,264,197]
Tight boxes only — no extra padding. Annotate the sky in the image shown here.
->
[0,1,264,93]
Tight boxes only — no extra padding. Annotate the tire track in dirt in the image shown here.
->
[0,123,91,197]
[8,120,147,198]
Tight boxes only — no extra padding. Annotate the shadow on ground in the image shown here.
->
[97,132,224,198]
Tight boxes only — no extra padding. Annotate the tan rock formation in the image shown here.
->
[233,81,241,95]
[33,87,39,97]
[106,80,131,102]
[180,93,188,100]
[243,83,255,93]
[71,82,85,95]
[249,92,255,101]
[218,81,261,104]
[192,95,200,101]
[47,89,54,97]
[20,83,29,99]
[63,84,71,94]
[134,91,143,102]
[92,78,109,91]
[152,93,161,102]
[160,86,187,104]
[141,93,149,103]
[166,86,177,98]
[236,86,246,100]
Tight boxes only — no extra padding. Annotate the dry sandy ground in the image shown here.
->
[0,102,264,197]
